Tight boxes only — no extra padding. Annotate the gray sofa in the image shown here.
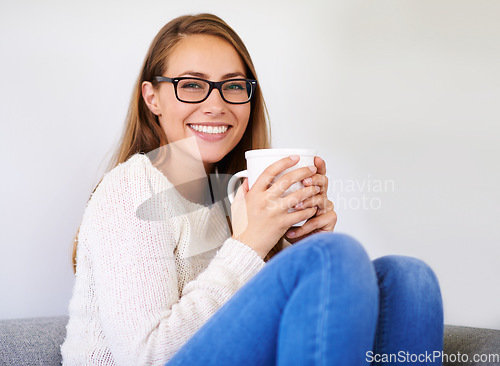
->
[1,316,499,365]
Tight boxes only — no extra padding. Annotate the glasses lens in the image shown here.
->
[176,79,210,102]
[222,80,252,103]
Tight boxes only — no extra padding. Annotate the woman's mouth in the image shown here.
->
[187,124,232,141]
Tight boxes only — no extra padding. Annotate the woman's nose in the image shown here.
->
[201,88,227,115]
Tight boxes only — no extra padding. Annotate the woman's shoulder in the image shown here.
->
[89,153,169,206]
[104,153,154,179]
[103,153,166,184]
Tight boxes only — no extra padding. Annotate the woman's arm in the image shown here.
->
[84,162,264,365]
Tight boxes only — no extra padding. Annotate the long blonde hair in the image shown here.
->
[72,13,284,272]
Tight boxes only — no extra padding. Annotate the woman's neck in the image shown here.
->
[153,141,214,205]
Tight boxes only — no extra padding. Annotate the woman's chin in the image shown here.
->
[200,152,226,167]
[202,155,224,165]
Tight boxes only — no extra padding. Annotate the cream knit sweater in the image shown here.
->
[61,153,266,365]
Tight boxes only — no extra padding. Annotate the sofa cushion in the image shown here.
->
[0,316,68,366]
[444,325,500,366]
[1,317,499,365]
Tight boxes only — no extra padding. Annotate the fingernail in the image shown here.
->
[290,155,300,161]
[315,186,321,192]
[309,165,317,173]
[303,177,312,185]
[295,201,304,209]
[287,230,296,238]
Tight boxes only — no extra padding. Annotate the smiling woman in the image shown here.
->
[69,14,275,271]
[141,34,252,172]
[62,12,443,366]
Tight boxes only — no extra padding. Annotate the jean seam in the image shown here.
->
[311,238,332,366]
[374,267,388,365]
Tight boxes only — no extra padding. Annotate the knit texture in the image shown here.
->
[61,154,265,365]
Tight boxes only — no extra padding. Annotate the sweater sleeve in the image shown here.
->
[84,163,265,365]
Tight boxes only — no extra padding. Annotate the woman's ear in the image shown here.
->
[142,81,162,116]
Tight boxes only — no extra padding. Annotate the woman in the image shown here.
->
[62,13,443,365]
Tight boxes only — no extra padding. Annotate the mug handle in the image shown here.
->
[227,170,248,204]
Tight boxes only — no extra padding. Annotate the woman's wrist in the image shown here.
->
[232,233,268,260]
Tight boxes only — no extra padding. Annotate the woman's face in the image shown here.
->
[144,34,251,172]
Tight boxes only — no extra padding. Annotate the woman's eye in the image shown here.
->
[224,82,245,91]
[180,82,205,89]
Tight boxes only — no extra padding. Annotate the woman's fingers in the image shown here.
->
[280,185,320,210]
[286,209,337,239]
[314,156,326,175]
[253,155,327,195]
[302,173,328,194]
[293,192,332,213]
[268,165,317,198]
[252,156,319,197]
[284,206,319,228]
[234,178,249,202]
[252,156,300,192]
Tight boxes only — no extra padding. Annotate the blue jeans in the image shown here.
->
[167,233,443,365]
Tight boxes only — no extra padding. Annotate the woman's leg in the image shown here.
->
[371,255,444,366]
[166,232,379,366]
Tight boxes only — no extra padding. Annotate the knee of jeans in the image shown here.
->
[288,232,372,273]
[273,233,378,300]
[374,255,441,298]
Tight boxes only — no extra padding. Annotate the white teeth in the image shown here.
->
[189,124,229,134]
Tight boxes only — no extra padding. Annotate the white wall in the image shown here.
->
[1,0,499,330]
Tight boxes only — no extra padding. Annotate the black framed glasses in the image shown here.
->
[153,76,257,104]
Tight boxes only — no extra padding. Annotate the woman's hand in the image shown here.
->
[230,156,319,259]
[284,156,337,244]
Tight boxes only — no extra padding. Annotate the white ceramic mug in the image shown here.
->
[227,148,317,226]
